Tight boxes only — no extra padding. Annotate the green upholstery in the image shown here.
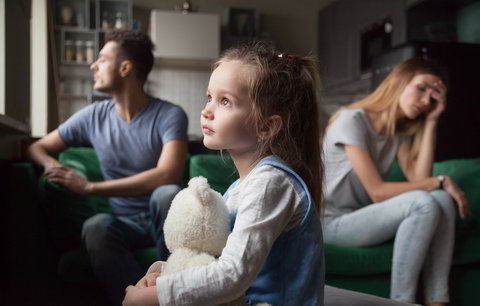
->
[189,153,238,194]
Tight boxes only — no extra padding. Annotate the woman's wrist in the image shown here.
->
[436,175,445,189]
[425,118,439,127]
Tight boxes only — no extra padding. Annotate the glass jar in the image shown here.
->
[102,11,111,30]
[65,40,74,61]
[115,12,125,29]
[75,40,85,63]
[85,41,95,63]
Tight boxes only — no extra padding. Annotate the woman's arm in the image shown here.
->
[398,79,447,181]
[346,145,470,218]
[345,144,440,203]
[397,121,437,181]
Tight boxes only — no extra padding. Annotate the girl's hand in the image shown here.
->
[443,175,470,219]
[426,80,447,121]
[145,272,160,287]
[134,272,160,288]
[123,285,159,306]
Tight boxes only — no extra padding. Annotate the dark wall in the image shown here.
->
[5,0,31,126]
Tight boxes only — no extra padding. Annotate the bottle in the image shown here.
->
[85,41,95,63]
[75,40,85,62]
[65,40,74,61]
[102,11,111,30]
[115,12,125,29]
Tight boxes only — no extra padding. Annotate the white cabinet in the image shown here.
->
[150,10,219,61]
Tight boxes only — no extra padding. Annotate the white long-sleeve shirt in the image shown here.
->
[155,163,305,305]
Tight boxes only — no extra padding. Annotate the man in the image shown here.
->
[28,30,188,305]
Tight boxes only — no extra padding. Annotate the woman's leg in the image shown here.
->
[422,190,456,304]
[324,190,441,302]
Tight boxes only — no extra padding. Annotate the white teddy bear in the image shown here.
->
[163,176,231,275]
[146,176,269,306]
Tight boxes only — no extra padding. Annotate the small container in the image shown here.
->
[115,12,125,29]
[75,40,85,62]
[102,11,111,30]
[85,41,95,63]
[65,40,74,61]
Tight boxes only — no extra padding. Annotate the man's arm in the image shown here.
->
[29,128,188,197]
[55,139,188,197]
[27,129,68,171]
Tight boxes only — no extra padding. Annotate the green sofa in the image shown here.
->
[33,148,480,305]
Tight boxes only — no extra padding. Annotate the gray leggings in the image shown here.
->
[324,190,455,303]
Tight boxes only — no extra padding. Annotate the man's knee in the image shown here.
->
[82,213,115,246]
[149,184,181,215]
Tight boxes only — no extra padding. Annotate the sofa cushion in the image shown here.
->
[325,241,394,275]
[189,154,238,194]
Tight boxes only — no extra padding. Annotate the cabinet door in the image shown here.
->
[150,10,220,61]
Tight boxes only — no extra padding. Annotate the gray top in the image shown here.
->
[322,108,404,220]
[59,97,188,216]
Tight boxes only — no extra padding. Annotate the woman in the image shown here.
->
[322,58,470,306]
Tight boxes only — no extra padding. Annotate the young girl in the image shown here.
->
[123,43,325,305]
[322,58,470,305]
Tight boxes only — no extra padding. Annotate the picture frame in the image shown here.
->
[225,7,260,38]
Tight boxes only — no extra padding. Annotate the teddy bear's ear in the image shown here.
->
[188,176,211,206]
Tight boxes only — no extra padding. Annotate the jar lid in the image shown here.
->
[75,40,84,46]
[85,41,94,46]
[65,40,74,45]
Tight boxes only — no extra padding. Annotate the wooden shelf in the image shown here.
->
[0,114,30,135]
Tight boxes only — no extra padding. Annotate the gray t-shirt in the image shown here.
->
[323,108,403,220]
[58,97,188,216]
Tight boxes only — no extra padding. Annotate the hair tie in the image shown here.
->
[278,53,297,61]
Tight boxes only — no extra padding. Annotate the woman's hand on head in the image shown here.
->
[443,175,470,219]
[426,80,447,121]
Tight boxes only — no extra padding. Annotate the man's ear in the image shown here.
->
[119,60,133,78]
[259,115,283,141]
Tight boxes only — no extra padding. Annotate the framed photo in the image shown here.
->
[225,7,260,38]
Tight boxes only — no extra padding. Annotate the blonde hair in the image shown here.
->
[215,42,324,215]
[328,58,447,167]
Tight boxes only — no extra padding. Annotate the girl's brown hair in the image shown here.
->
[214,42,324,215]
[328,57,448,167]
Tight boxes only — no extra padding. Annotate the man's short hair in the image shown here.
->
[105,29,154,82]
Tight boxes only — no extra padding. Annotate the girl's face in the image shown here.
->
[201,60,258,153]
[397,73,443,119]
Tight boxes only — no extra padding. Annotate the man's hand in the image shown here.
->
[44,165,93,195]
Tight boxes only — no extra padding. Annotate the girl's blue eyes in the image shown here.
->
[206,96,231,106]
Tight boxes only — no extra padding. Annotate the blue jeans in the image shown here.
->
[81,184,181,306]
[323,190,455,304]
